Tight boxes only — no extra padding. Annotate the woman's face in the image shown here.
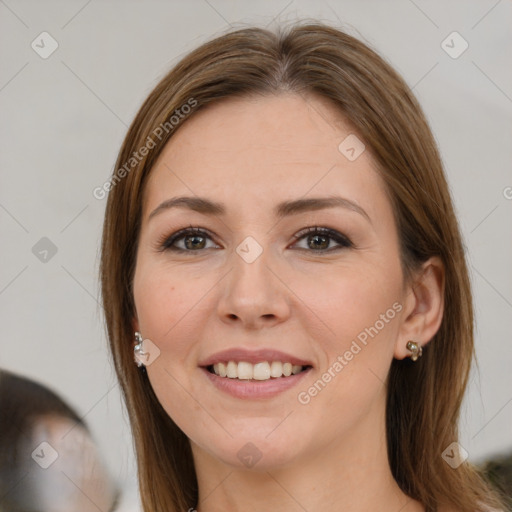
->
[133,92,409,470]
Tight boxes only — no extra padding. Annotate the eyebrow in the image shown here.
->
[148,195,371,223]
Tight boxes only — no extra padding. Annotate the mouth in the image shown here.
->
[198,348,314,399]
[200,360,313,400]
[205,360,313,381]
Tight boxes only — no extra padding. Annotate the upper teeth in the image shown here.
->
[212,361,303,380]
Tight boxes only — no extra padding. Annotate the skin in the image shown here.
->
[132,92,444,512]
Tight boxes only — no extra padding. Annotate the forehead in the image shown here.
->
[143,93,386,220]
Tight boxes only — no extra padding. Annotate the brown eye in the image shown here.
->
[307,233,330,250]
[184,234,207,250]
[158,227,219,252]
[292,227,353,252]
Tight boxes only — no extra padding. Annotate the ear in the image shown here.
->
[394,256,445,360]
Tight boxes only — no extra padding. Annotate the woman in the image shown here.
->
[100,21,507,511]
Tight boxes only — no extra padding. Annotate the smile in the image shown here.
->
[199,348,313,398]
[202,363,312,400]
[208,361,310,380]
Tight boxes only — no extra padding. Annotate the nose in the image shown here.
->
[216,246,291,330]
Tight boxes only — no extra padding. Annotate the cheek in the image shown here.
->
[292,256,402,349]
[133,258,215,431]
[290,255,402,410]
[338,273,401,342]
[334,286,401,401]
[133,258,211,343]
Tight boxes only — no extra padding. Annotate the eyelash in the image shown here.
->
[156,225,353,254]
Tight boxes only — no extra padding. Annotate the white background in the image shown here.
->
[1,0,511,507]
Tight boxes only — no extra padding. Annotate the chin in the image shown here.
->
[195,430,308,472]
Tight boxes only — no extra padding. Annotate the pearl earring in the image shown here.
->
[406,340,423,361]
[134,331,144,367]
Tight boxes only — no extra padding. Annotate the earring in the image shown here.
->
[134,332,144,367]
[406,340,423,362]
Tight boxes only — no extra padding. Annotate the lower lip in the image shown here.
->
[200,367,312,399]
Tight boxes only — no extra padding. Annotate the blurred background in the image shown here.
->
[1,0,511,508]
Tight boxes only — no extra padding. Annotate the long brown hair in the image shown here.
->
[100,21,506,511]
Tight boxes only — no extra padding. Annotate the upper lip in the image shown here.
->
[199,348,313,368]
